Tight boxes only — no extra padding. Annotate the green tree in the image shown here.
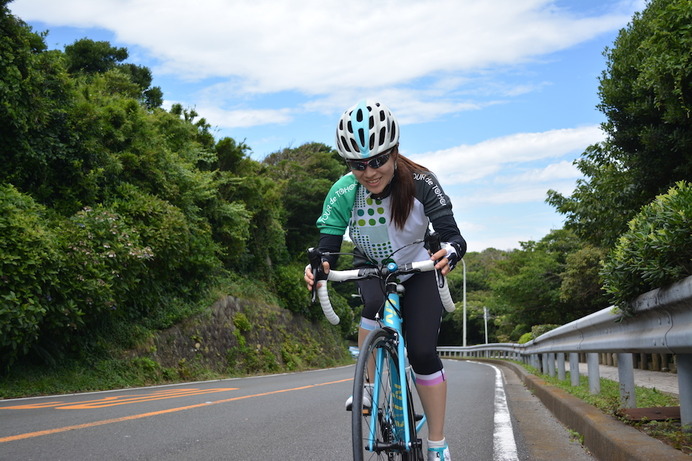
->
[0,1,73,198]
[489,230,580,329]
[64,38,128,74]
[547,0,692,248]
[264,143,346,258]
[440,248,510,345]
[559,244,610,315]
[214,137,251,173]
[119,63,163,109]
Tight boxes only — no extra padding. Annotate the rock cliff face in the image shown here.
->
[141,295,349,376]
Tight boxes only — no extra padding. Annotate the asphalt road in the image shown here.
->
[0,360,593,460]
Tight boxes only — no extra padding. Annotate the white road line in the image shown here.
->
[472,361,519,461]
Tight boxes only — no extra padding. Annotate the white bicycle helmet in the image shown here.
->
[335,100,399,160]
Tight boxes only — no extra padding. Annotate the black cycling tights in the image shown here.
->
[357,270,444,376]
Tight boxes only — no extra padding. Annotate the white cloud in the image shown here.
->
[12,0,637,96]
[410,125,603,185]
[191,104,294,128]
[499,160,580,183]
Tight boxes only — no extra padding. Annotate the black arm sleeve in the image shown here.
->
[317,233,343,267]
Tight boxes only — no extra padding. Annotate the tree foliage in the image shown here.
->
[489,231,576,327]
[601,181,692,316]
[0,5,302,367]
[547,0,692,248]
[264,142,346,257]
[0,4,73,200]
[0,185,59,362]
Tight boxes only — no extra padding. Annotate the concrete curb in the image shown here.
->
[483,359,688,461]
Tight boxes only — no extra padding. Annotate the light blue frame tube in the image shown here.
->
[367,290,415,450]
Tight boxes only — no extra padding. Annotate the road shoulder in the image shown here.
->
[492,360,689,461]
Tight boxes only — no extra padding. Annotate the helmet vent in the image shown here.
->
[340,135,351,153]
[357,128,366,150]
[350,138,360,153]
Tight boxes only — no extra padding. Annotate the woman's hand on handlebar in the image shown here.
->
[431,249,451,276]
[304,261,330,290]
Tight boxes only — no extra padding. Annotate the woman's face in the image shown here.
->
[349,149,397,196]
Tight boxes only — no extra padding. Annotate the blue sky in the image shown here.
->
[10,0,646,252]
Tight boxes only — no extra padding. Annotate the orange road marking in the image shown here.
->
[0,378,352,443]
[2,388,239,410]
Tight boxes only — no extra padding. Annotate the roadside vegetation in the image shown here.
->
[534,367,691,454]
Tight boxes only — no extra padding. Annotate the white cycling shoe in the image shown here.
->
[345,393,371,411]
[345,384,373,411]
[427,443,451,461]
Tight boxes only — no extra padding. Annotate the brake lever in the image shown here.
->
[425,232,446,289]
[307,247,328,302]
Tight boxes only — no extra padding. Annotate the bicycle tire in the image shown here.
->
[352,328,424,461]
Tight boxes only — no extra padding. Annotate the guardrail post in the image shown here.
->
[569,353,580,386]
[587,353,600,394]
[547,353,556,377]
[678,354,692,429]
[540,354,547,374]
[617,353,636,408]
[557,353,566,381]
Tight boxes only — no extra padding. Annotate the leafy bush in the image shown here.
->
[518,332,533,344]
[55,204,153,326]
[0,185,60,366]
[273,263,355,336]
[601,181,692,316]
[273,263,313,317]
[110,184,222,327]
[531,324,561,340]
[512,324,560,345]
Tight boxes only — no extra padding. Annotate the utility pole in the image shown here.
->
[484,306,489,344]
[462,259,466,347]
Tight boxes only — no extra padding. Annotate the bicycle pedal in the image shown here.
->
[346,403,372,415]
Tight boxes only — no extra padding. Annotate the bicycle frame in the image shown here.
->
[367,280,426,453]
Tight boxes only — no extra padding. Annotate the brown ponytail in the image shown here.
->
[390,150,430,229]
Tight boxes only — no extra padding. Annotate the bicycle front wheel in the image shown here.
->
[352,328,423,461]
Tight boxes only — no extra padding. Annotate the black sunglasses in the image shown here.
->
[346,152,392,171]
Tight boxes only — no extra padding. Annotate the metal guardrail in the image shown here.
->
[438,274,692,427]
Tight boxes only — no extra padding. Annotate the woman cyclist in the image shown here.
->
[305,100,466,461]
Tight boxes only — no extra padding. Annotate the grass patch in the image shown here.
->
[541,372,677,411]
[523,362,691,455]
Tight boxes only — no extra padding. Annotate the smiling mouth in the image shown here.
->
[365,179,380,187]
[365,177,381,186]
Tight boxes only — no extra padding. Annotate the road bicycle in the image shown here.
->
[308,233,455,460]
